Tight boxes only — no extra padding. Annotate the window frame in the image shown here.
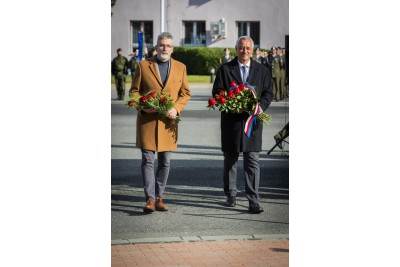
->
[130,20,154,54]
[236,21,260,48]
[182,20,206,47]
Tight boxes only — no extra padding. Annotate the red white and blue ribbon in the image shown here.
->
[229,83,262,138]
[243,84,262,138]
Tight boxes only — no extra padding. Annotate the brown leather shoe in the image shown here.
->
[155,198,169,211]
[143,199,156,213]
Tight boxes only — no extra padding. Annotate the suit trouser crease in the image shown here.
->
[141,149,171,201]
[223,152,261,204]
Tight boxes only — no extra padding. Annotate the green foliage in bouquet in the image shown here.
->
[127,91,180,122]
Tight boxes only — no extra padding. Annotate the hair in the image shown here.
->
[157,32,174,44]
[224,48,229,51]
[235,36,254,48]
[117,48,122,52]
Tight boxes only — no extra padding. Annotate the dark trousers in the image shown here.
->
[115,75,126,99]
[272,77,280,101]
[223,152,261,204]
[141,149,171,201]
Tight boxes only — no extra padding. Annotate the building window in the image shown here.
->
[236,21,260,47]
[131,21,153,53]
[183,21,206,46]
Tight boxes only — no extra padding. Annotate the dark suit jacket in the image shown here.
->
[212,57,273,152]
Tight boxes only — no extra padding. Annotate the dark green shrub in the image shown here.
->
[172,47,237,75]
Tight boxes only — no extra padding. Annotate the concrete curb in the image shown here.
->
[111,234,288,246]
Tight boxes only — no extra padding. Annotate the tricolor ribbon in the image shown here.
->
[243,84,262,138]
[229,82,262,138]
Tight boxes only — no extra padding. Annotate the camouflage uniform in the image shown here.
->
[111,55,128,100]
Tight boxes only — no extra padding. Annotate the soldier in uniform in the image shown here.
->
[220,48,233,65]
[261,50,271,71]
[277,47,285,100]
[128,49,139,81]
[252,47,262,63]
[282,48,288,98]
[111,48,128,100]
[269,46,281,101]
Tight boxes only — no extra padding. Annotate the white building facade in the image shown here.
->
[111,0,288,57]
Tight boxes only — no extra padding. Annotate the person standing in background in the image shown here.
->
[252,47,262,63]
[270,46,281,101]
[282,48,288,98]
[128,49,139,81]
[277,47,285,100]
[220,48,233,65]
[261,50,271,72]
[111,48,128,100]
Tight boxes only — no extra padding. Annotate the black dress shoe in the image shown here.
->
[249,203,264,214]
[225,196,236,207]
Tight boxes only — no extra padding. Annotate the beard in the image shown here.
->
[157,53,170,62]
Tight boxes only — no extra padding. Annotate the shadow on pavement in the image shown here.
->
[111,158,288,189]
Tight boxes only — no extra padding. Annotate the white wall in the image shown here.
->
[111,0,288,59]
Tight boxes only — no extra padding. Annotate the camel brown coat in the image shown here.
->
[129,57,191,152]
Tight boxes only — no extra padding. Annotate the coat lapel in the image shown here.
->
[148,58,164,88]
[163,58,176,90]
[229,59,243,85]
[247,59,259,85]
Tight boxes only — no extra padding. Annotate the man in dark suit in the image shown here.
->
[212,36,273,213]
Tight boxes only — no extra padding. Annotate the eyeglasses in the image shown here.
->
[158,44,173,49]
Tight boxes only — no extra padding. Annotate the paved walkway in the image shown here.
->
[112,239,288,267]
[112,83,289,266]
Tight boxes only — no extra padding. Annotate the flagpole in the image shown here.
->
[160,0,164,32]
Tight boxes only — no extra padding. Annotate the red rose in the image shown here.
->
[234,88,240,94]
[229,81,237,87]
[139,96,147,102]
[208,98,216,106]
[238,84,245,91]
[218,97,226,104]
[228,91,235,99]
[148,91,157,99]
[160,97,167,104]
[219,89,226,96]
[128,100,135,106]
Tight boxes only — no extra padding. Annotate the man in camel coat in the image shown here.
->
[129,32,191,213]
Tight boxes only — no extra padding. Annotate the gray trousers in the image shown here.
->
[223,152,261,204]
[141,149,171,201]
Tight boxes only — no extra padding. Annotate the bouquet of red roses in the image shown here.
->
[207,81,271,137]
[127,91,180,122]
